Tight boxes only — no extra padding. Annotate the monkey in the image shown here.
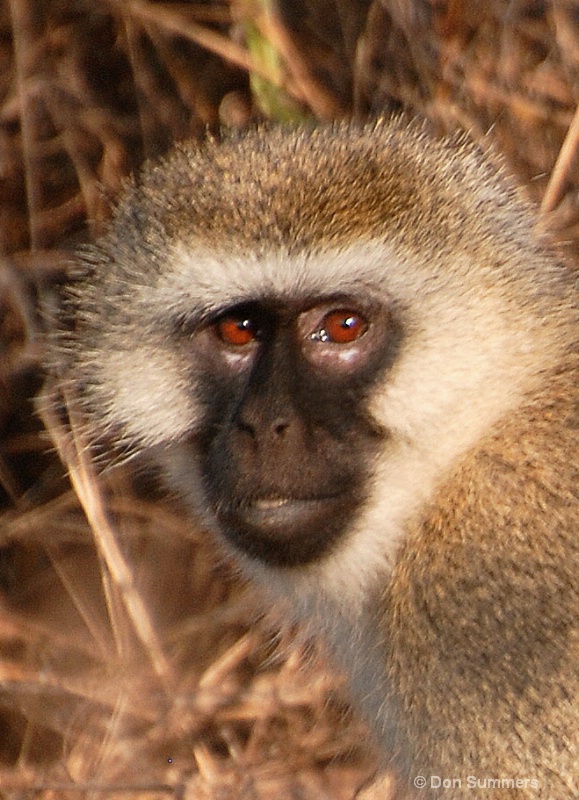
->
[49,118,578,799]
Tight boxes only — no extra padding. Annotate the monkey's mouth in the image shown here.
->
[213,492,351,567]
[240,495,334,529]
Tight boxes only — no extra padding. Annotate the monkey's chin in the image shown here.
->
[214,495,349,567]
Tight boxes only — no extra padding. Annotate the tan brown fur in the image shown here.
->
[377,361,578,798]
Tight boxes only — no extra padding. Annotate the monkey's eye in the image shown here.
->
[299,300,388,374]
[216,315,261,346]
[310,310,368,344]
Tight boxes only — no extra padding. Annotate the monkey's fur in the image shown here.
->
[52,119,578,799]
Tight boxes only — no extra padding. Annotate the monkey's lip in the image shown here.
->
[232,495,338,533]
[215,492,351,566]
[254,497,296,510]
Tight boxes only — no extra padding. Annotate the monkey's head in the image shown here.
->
[54,119,570,609]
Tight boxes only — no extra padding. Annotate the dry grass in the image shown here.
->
[1,1,579,798]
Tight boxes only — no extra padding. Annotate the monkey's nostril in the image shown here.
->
[236,419,255,439]
[273,419,289,436]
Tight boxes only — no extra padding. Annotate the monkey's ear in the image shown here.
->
[355,771,395,800]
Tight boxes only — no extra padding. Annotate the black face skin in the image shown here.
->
[189,295,397,568]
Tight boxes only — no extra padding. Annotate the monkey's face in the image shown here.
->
[58,120,561,600]
[188,297,393,567]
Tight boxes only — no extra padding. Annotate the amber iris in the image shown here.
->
[217,316,258,346]
[321,311,367,344]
